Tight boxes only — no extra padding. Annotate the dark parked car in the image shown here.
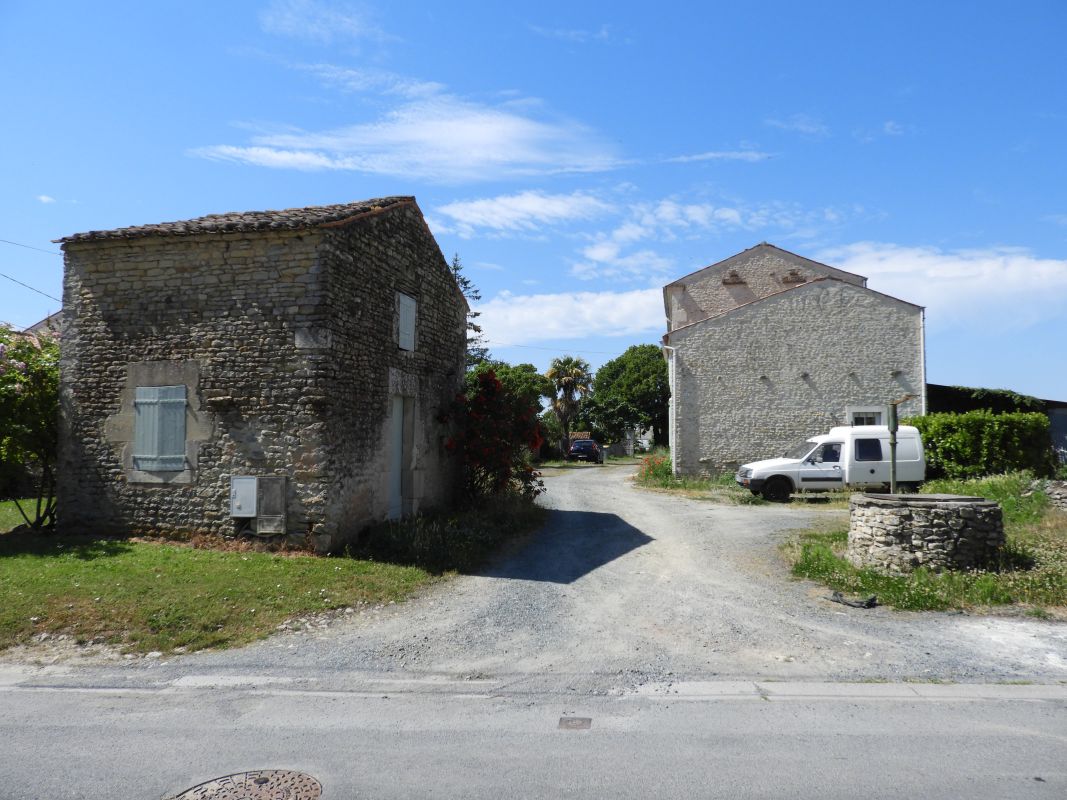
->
[567,439,603,463]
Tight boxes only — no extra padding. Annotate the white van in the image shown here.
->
[735,425,925,502]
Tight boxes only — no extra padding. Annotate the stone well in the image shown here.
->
[846,494,1005,575]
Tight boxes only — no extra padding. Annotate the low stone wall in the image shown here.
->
[1039,480,1067,512]
[847,494,1004,575]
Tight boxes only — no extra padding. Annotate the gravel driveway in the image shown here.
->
[151,463,1067,692]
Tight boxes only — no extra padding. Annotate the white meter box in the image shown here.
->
[230,476,258,518]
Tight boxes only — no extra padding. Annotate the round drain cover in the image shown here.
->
[173,770,321,799]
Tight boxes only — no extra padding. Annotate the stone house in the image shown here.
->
[56,196,468,552]
[663,243,926,476]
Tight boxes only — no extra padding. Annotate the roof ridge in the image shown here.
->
[665,276,922,338]
[56,196,415,244]
[662,242,867,289]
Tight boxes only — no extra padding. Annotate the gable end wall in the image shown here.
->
[668,248,866,329]
[669,280,924,475]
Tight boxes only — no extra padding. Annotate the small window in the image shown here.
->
[133,385,187,471]
[398,292,416,351]
[855,438,883,462]
[846,405,886,426]
[816,443,842,463]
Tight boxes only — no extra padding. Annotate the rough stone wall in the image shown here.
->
[316,204,467,547]
[847,494,1005,574]
[58,204,466,551]
[668,280,924,475]
[59,230,328,540]
[1037,480,1067,512]
[667,247,866,330]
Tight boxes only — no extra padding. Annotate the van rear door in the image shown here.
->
[849,436,890,486]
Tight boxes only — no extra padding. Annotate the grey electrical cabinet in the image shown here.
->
[230,476,257,518]
[229,476,287,534]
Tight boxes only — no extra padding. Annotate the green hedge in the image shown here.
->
[906,411,1056,479]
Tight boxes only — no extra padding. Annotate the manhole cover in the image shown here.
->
[558,716,592,730]
[172,770,321,799]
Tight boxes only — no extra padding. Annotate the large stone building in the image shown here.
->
[663,243,926,476]
[57,197,467,551]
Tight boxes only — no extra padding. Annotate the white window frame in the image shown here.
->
[846,405,887,426]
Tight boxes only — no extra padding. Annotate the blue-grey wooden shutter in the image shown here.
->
[398,293,416,351]
[133,385,187,471]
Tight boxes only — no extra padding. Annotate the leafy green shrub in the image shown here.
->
[636,454,674,486]
[0,326,59,528]
[444,369,545,501]
[907,411,1056,479]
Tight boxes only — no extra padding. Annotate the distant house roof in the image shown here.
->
[663,276,923,342]
[56,196,415,243]
[664,240,866,288]
[24,310,63,335]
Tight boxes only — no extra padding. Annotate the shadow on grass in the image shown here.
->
[0,530,134,561]
[996,542,1037,571]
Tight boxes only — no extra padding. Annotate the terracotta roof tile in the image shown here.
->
[57,196,414,243]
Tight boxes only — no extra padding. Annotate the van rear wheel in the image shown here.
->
[761,477,792,503]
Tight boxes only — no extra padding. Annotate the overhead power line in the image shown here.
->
[0,270,62,302]
[0,238,62,256]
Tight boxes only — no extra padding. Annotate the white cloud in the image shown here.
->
[435,190,614,237]
[192,94,620,183]
[1043,213,1067,227]
[568,196,852,282]
[477,288,663,345]
[883,120,905,136]
[259,0,392,45]
[35,195,56,204]
[765,114,830,137]
[818,242,1067,331]
[528,23,612,43]
[667,150,774,163]
[299,63,443,98]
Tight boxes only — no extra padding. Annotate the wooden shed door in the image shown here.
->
[388,396,404,519]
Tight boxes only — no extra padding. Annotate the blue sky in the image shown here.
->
[3,1,1066,398]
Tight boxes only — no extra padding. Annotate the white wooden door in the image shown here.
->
[388,395,405,519]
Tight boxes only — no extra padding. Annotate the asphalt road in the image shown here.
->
[2,465,1066,798]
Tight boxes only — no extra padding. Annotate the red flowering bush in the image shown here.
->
[444,369,545,502]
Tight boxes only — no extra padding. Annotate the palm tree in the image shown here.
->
[545,355,592,455]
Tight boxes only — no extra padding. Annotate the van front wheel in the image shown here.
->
[761,477,793,503]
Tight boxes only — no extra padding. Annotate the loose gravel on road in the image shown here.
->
[5,466,1066,693]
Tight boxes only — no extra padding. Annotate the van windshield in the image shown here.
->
[783,439,818,460]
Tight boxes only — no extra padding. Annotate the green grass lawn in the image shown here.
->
[0,531,433,654]
[782,473,1067,613]
[0,494,545,656]
[0,498,40,532]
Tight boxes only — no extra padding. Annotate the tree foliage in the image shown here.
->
[927,384,1046,415]
[0,325,59,528]
[545,355,592,452]
[466,360,550,414]
[445,369,545,501]
[449,253,490,368]
[585,344,669,445]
